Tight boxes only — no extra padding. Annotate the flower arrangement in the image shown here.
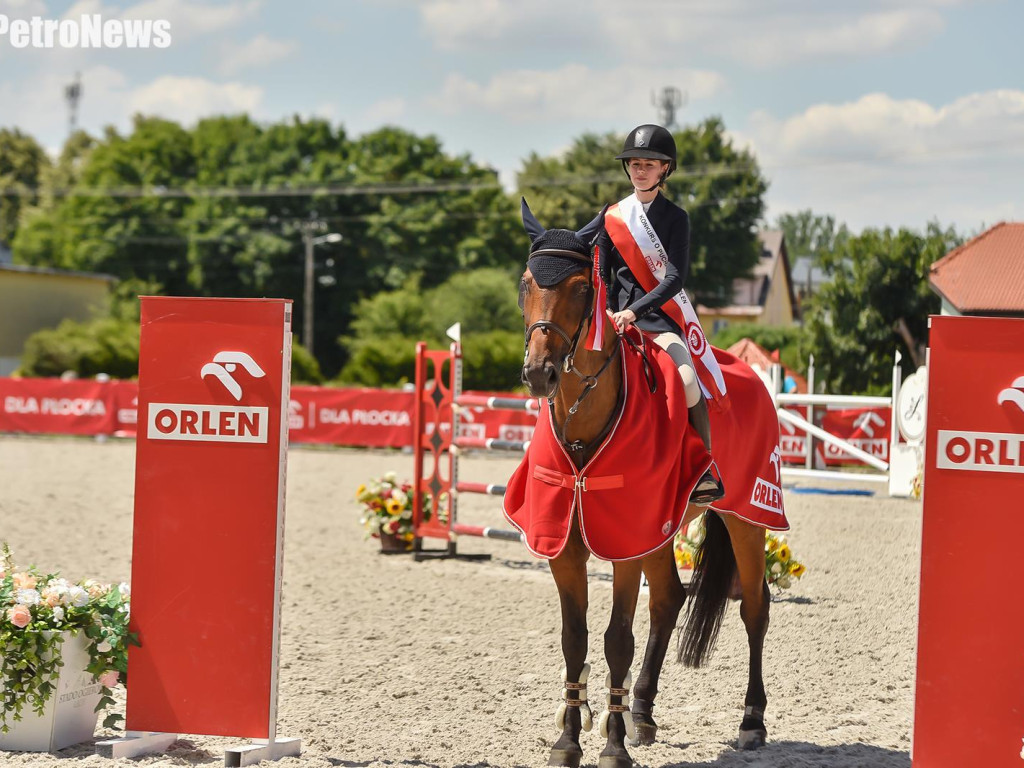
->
[674,518,807,591]
[356,472,434,549]
[0,543,137,733]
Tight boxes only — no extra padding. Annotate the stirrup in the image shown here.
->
[689,470,724,507]
[555,663,593,732]
[597,671,637,742]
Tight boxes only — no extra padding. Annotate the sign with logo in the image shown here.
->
[914,315,1024,768]
[126,297,292,739]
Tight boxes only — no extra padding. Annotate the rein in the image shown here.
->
[523,250,623,456]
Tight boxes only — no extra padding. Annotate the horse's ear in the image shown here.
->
[576,205,609,245]
[520,197,545,243]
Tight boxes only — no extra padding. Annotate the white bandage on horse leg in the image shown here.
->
[600,671,636,741]
[556,663,593,732]
[679,364,701,408]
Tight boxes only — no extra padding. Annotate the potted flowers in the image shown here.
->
[356,472,431,553]
[0,543,136,751]
[674,519,806,592]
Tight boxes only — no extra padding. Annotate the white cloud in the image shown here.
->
[429,64,725,122]
[218,33,295,75]
[120,0,262,37]
[128,75,262,123]
[414,0,974,66]
[744,90,1024,231]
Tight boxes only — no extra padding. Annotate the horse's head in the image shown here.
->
[519,199,603,398]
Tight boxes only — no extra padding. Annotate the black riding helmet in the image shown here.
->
[615,124,677,189]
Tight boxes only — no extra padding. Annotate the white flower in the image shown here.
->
[96,641,112,653]
[384,471,398,483]
[15,588,40,605]
[117,582,130,598]
[770,562,782,575]
[391,489,405,502]
[776,575,792,589]
[68,586,90,607]
[52,606,65,624]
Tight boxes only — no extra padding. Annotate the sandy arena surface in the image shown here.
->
[0,435,921,767]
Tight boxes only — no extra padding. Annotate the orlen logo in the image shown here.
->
[146,351,268,443]
[750,446,785,515]
[936,375,1024,474]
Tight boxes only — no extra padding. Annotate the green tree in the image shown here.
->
[801,223,962,394]
[775,209,849,259]
[0,128,50,248]
[518,117,768,305]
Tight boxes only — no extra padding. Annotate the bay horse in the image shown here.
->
[511,203,773,768]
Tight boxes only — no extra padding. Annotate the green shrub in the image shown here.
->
[18,317,140,378]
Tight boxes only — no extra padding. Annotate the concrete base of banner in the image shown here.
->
[95,731,178,758]
[224,737,301,766]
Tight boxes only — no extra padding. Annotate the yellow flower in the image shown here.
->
[385,498,404,516]
[789,562,806,578]
[776,544,791,563]
[766,535,779,553]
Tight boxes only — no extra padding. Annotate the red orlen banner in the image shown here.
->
[126,297,291,739]
[914,315,1024,768]
[0,377,114,435]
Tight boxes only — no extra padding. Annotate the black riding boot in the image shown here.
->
[687,393,724,506]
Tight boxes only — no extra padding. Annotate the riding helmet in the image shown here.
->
[615,124,677,178]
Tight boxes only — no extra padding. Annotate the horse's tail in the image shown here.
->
[678,510,734,668]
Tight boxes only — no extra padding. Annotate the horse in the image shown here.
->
[506,203,776,768]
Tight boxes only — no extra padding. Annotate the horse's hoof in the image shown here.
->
[548,746,583,768]
[627,717,657,746]
[597,755,634,768]
[737,727,767,750]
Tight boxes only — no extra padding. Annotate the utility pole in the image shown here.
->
[299,217,341,356]
[65,72,82,137]
[651,86,686,131]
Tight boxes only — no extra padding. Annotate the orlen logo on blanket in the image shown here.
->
[936,376,1024,474]
[750,447,785,515]
[147,351,268,443]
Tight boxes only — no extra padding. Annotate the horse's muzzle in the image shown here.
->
[522,360,559,399]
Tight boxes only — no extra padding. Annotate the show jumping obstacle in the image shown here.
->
[411,339,530,557]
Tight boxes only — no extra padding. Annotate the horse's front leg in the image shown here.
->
[722,515,771,750]
[547,525,592,768]
[598,559,643,768]
[631,539,687,745]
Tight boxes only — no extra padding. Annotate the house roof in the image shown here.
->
[725,337,808,393]
[929,222,1024,314]
[697,229,799,320]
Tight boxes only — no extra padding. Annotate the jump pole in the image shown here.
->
[412,325,525,557]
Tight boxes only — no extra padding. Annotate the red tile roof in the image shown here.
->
[929,222,1024,313]
[725,337,808,393]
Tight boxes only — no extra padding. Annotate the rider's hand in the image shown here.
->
[606,309,636,334]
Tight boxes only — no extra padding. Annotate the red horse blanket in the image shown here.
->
[707,347,790,532]
[503,331,711,561]
[503,339,789,562]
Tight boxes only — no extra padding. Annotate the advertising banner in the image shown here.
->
[914,315,1024,767]
[126,297,291,738]
[0,377,114,435]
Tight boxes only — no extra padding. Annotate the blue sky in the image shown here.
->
[1,0,1022,234]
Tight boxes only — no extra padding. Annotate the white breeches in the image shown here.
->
[652,332,701,408]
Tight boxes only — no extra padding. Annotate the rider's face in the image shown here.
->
[627,158,668,189]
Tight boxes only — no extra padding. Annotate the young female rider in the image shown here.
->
[598,123,724,505]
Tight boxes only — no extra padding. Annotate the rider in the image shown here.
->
[598,123,725,506]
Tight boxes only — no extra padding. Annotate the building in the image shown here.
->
[0,263,115,376]
[929,222,1024,317]
[698,230,800,336]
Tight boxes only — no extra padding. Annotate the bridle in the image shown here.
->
[522,248,621,453]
